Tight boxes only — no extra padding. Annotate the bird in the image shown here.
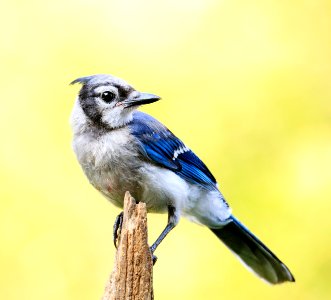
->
[70,74,295,284]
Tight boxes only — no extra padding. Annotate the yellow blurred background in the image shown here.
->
[1,0,331,299]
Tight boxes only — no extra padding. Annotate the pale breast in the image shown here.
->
[72,128,142,207]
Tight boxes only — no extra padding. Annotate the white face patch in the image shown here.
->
[93,84,137,128]
[101,106,135,129]
[93,85,119,110]
[172,145,190,160]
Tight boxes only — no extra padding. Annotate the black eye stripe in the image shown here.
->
[79,96,104,127]
[113,83,134,99]
[90,92,101,97]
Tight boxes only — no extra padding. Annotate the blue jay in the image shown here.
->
[70,74,294,284]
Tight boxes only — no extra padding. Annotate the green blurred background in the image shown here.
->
[1,0,331,299]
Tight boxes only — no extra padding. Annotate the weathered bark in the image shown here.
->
[102,192,153,300]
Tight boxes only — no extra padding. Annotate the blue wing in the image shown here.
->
[129,112,218,190]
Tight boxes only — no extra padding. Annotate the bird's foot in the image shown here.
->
[149,244,158,265]
[113,212,123,249]
[114,211,157,265]
[149,248,158,265]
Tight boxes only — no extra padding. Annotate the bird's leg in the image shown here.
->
[113,211,123,249]
[150,206,179,263]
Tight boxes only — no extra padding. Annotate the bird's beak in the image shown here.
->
[123,93,161,108]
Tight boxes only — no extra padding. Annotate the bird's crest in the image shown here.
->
[70,75,99,85]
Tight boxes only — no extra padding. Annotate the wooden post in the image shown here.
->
[102,192,154,300]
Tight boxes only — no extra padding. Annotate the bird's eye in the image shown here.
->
[101,91,116,103]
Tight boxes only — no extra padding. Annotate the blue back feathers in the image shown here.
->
[129,112,217,190]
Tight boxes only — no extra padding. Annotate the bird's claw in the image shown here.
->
[149,246,158,265]
[152,254,158,265]
[113,212,123,249]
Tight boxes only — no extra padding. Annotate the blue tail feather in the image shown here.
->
[210,216,295,284]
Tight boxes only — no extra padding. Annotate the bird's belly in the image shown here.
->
[87,162,191,213]
[84,162,142,208]
[137,164,190,213]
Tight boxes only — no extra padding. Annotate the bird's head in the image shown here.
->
[71,74,160,129]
